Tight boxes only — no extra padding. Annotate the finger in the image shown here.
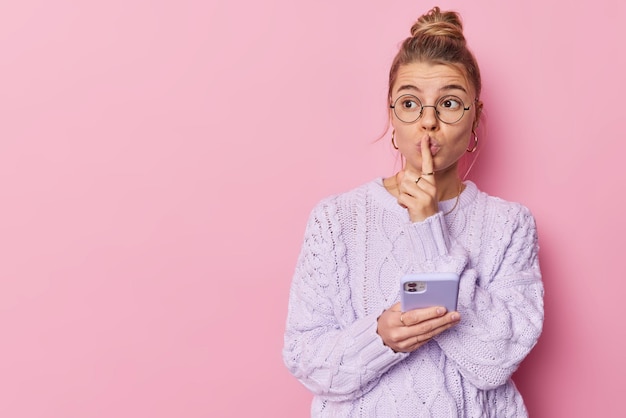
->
[399,312,407,327]
[413,311,460,336]
[413,312,461,342]
[399,168,422,192]
[396,168,438,222]
[400,337,429,352]
[389,312,460,352]
[395,171,407,198]
[390,302,409,327]
[401,306,447,327]
[396,169,417,201]
[420,135,435,179]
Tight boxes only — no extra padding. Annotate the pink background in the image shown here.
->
[0,0,624,416]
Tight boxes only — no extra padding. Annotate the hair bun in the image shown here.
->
[410,7,465,42]
[388,7,482,101]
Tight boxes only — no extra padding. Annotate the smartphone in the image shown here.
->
[400,272,460,312]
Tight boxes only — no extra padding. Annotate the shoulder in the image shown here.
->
[470,184,537,232]
[309,179,383,219]
[487,194,535,223]
[301,179,388,240]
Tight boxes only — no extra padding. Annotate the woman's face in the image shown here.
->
[390,61,480,176]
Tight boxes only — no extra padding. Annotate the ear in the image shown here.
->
[389,99,397,129]
[472,100,483,131]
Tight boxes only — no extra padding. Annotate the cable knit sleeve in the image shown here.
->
[282,200,406,401]
[433,203,544,390]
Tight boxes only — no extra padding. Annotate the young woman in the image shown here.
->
[283,7,544,417]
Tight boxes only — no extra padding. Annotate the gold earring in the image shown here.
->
[391,130,398,150]
[467,131,478,153]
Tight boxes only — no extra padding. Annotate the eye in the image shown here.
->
[439,96,463,110]
[401,97,420,111]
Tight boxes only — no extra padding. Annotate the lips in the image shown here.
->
[417,138,441,156]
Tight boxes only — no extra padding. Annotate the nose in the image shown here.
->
[420,105,439,130]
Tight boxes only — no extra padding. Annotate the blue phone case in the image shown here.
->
[400,272,460,312]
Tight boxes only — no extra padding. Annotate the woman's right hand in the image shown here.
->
[377,302,461,353]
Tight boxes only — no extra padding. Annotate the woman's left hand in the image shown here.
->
[377,302,461,353]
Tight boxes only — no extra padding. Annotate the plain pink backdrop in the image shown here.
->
[1,0,624,416]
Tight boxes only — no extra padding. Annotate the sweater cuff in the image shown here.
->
[406,213,451,265]
[353,314,407,372]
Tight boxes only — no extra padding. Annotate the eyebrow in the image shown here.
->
[396,84,468,94]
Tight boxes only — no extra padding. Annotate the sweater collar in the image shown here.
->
[371,177,478,217]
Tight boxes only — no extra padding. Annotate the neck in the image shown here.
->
[432,164,463,200]
[436,176,464,201]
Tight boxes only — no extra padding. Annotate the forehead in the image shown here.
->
[392,62,473,97]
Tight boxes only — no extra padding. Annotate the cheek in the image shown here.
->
[393,126,417,149]
[451,122,473,145]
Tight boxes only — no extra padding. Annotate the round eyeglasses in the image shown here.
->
[390,94,474,124]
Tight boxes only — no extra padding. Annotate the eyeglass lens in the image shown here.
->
[392,94,467,124]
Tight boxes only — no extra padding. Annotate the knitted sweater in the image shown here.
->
[283,179,544,417]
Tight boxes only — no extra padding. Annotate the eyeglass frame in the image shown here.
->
[389,94,478,124]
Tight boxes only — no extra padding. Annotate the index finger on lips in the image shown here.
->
[421,135,435,179]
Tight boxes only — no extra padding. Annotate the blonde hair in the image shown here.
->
[388,7,482,100]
